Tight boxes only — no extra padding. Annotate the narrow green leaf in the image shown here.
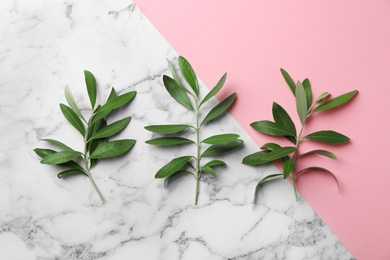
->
[144,124,193,134]
[107,88,117,102]
[65,85,86,122]
[272,102,296,137]
[167,59,190,94]
[178,56,198,95]
[57,169,86,178]
[84,70,97,109]
[280,68,296,95]
[61,161,85,172]
[201,139,243,157]
[41,139,74,151]
[312,90,358,113]
[201,166,217,178]
[155,156,193,178]
[41,151,82,165]
[34,148,84,171]
[242,150,269,165]
[163,75,193,110]
[261,143,289,160]
[313,92,330,106]
[90,139,135,159]
[296,150,337,160]
[304,130,350,144]
[260,143,281,151]
[302,78,312,109]
[199,73,227,107]
[60,104,85,136]
[34,148,56,158]
[203,160,226,168]
[296,81,307,125]
[88,118,106,144]
[145,137,194,146]
[250,120,293,136]
[296,166,339,190]
[99,91,137,113]
[201,93,236,125]
[201,134,239,145]
[253,173,283,206]
[90,117,131,140]
[261,146,296,162]
[282,159,296,179]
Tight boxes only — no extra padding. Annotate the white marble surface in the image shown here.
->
[0,1,355,259]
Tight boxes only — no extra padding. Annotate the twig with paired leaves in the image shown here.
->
[145,56,244,205]
[242,69,358,207]
[34,70,136,203]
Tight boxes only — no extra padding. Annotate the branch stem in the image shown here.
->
[83,117,105,203]
[194,96,201,205]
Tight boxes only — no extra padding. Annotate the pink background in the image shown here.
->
[134,1,390,259]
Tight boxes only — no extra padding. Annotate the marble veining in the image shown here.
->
[0,0,355,259]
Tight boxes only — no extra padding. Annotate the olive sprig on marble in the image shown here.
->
[243,69,358,206]
[145,56,244,205]
[34,71,136,203]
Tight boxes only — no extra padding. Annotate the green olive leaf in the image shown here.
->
[203,160,226,168]
[201,93,236,125]
[167,59,190,94]
[242,150,269,165]
[178,56,198,95]
[41,139,74,151]
[253,174,283,206]
[312,90,358,113]
[40,151,83,165]
[260,143,281,151]
[201,166,217,178]
[272,102,296,139]
[296,166,339,190]
[107,87,117,102]
[280,68,296,95]
[34,148,56,158]
[304,130,350,144]
[260,143,290,160]
[201,133,239,145]
[261,146,296,162]
[90,139,135,159]
[144,124,193,134]
[199,72,227,107]
[302,78,312,109]
[296,81,307,125]
[99,91,137,113]
[201,139,243,157]
[60,104,86,137]
[155,156,193,178]
[57,169,86,179]
[145,137,194,146]
[163,75,193,110]
[313,92,330,106]
[90,117,131,140]
[282,159,296,179]
[250,120,293,136]
[65,85,86,122]
[84,70,97,109]
[296,149,337,160]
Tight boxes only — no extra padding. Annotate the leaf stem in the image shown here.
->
[291,121,306,201]
[194,96,201,205]
[83,118,105,203]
